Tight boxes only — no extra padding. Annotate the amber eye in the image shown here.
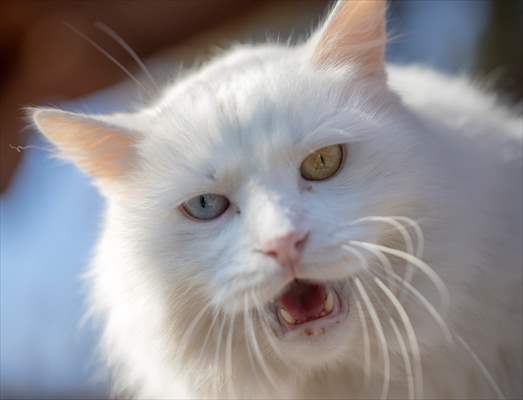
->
[300,144,344,181]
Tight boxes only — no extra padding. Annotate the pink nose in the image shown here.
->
[262,231,309,271]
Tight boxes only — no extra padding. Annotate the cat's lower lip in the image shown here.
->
[271,280,349,337]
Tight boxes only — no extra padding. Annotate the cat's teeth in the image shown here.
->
[324,289,334,313]
[279,308,296,324]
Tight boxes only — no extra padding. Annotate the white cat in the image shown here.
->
[32,1,522,399]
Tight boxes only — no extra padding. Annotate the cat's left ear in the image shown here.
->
[31,108,139,185]
[309,0,387,80]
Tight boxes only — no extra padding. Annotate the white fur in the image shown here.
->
[35,12,522,400]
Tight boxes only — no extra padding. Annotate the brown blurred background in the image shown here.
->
[1,0,262,192]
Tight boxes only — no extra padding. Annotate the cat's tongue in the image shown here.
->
[277,280,328,325]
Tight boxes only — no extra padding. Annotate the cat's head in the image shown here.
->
[33,0,431,388]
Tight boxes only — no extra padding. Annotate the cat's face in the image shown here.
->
[33,0,429,381]
[100,46,425,369]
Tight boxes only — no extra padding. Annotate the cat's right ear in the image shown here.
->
[31,108,139,184]
[308,0,387,80]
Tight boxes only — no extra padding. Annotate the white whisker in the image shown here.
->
[95,21,159,92]
[349,241,450,312]
[363,240,396,293]
[245,294,280,392]
[352,216,415,255]
[225,314,236,398]
[374,277,423,399]
[252,293,287,367]
[354,277,390,400]
[389,216,424,258]
[391,217,422,300]
[359,244,453,344]
[456,335,506,399]
[355,298,371,387]
[212,315,227,396]
[243,295,263,383]
[63,22,151,95]
[351,216,425,300]
[195,307,220,367]
[357,265,412,400]
[177,302,211,359]
[389,317,415,400]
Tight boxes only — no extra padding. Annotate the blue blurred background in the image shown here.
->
[1,1,521,398]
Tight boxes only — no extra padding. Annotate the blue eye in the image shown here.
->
[182,194,229,221]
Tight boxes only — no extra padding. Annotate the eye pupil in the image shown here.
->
[182,193,230,221]
[300,144,344,181]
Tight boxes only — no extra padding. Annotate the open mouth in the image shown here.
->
[272,279,349,337]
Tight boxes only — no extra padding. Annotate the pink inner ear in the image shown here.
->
[312,0,386,76]
[35,110,135,180]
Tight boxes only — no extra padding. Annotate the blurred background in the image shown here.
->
[1,1,521,398]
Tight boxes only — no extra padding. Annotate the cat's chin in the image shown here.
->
[268,279,350,341]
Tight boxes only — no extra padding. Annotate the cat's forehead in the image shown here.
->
[155,49,355,139]
[157,45,356,124]
[138,46,374,194]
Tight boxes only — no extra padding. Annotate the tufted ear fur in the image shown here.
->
[310,0,387,80]
[31,108,138,183]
